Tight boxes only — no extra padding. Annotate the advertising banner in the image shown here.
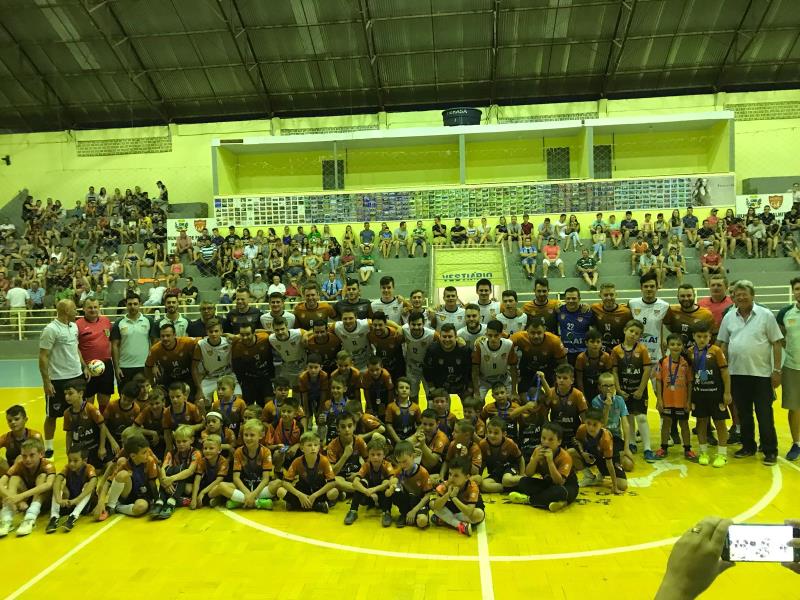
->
[735,193,792,220]
[167,217,217,250]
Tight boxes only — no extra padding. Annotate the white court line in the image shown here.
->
[779,457,800,474]
[476,523,495,600]
[219,465,783,563]
[4,516,122,600]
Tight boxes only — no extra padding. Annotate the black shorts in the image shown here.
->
[444,497,485,523]
[487,462,517,483]
[85,359,115,397]
[595,455,627,480]
[623,391,648,415]
[241,475,264,492]
[46,377,84,418]
[692,395,730,420]
[117,367,144,388]
[661,407,689,420]
[239,377,273,408]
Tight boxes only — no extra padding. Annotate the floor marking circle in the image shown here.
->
[218,464,783,562]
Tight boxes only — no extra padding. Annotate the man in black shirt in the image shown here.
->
[760,205,776,227]
[423,323,472,397]
[450,218,467,247]
[187,301,217,337]
[620,211,639,248]
[181,276,199,305]
[210,228,225,246]
[223,288,262,333]
[335,278,372,319]
[696,219,718,252]
[224,225,240,246]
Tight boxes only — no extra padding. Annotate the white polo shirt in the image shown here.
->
[718,303,783,377]
[777,303,800,370]
[111,313,154,368]
[39,319,82,380]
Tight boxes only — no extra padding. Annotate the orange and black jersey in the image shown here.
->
[162,401,203,431]
[395,463,433,497]
[103,399,140,439]
[385,401,422,439]
[445,440,483,471]
[211,397,247,437]
[686,343,727,397]
[196,454,229,488]
[574,350,613,404]
[357,459,395,488]
[162,447,202,472]
[590,303,633,352]
[435,479,481,505]
[293,302,336,330]
[297,370,330,416]
[327,436,368,474]
[575,425,616,460]
[63,402,104,451]
[360,368,395,418]
[0,428,42,465]
[199,426,236,449]
[231,333,274,380]
[260,399,306,428]
[145,337,196,384]
[58,463,97,499]
[547,387,588,440]
[330,366,362,400]
[511,331,567,383]
[434,411,458,438]
[7,457,55,489]
[422,343,473,391]
[284,454,335,488]
[305,330,342,374]
[611,343,652,394]
[233,444,273,480]
[522,299,560,334]
[664,305,715,349]
[368,326,406,377]
[267,418,303,447]
[479,437,522,474]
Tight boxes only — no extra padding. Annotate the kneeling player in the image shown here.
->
[98,434,159,519]
[327,412,368,494]
[571,409,628,494]
[47,448,97,533]
[191,435,229,509]
[152,425,201,519]
[431,456,485,537]
[390,441,433,529]
[344,438,395,527]
[478,417,524,493]
[217,419,281,510]
[0,438,55,536]
[282,431,339,513]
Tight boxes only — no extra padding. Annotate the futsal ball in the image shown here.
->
[87,359,105,376]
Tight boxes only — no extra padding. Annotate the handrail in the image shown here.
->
[0,285,791,340]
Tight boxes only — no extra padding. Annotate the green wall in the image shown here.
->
[1,90,798,208]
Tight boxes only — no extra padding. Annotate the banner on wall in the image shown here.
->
[167,217,217,249]
[685,174,736,207]
[735,193,793,220]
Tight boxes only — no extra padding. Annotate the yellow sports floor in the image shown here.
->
[2,387,798,600]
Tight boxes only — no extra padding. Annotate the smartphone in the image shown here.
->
[722,524,800,562]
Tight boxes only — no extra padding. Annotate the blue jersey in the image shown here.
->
[557,305,595,355]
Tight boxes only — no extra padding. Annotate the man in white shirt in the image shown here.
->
[777,276,800,461]
[39,299,86,458]
[143,277,166,307]
[717,280,782,466]
[155,293,189,337]
[6,277,29,334]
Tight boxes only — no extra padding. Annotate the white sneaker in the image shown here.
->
[15,519,34,537]
[579,471,601,487]
[0,521,11,537]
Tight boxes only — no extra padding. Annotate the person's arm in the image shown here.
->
[406,491,432,524]
[471,362,481,394]
[773,339,784,388]
[543,449,564,485]
[38,347,54,396]
[431,489,449,511]
[524,447,542,476]
[191,358,205,404]
[10,473,55,503]
[635,364,652,399]
[72,476,98,506]
[449,493,479,520]
[331,444,353,475]
[111,339,123,381]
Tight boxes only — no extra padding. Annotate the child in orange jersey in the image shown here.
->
[575,328,613,404]
[98,434,159,519]
[211,375,247,441]
[328,412,368,494]
[0,438,55,537]
[344,438,395,527]
[152,425,201,520]
[261,377,306,430]
[103,381,141,458]
[461,397,486,440]
[317,376,349,446]
[541,364,588,448]
[190,435,228,509]
[296,354,329,420]
[360,356,395,420]
[46,448,97,533]
[345,399,386,443]
[429,387,458,438]
[431,456,485,537]
[62,379,112,467]
[200,411,236,455]
[217,419,282,510]
[480,384,521,443]
[283,431,339,513]
[135,388,167,459]
[414,409,450,473]
[266,398,303,472]
[655,333,695,461]
[479,417,525,493]
[442,420,482,480]
[389,441,432,528]
[164,382,204,454]
[1,405,42,477]
[384,377,422,445]
[572,409,628,494]
[330,350,362,400]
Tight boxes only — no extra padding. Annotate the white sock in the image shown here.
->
[699,443,708,453]
[231,490,246,503]
[166,497,176,507]
[257,488,273,500]
[71,496,91,518]
[24,501,41,521]
[0,506,13,524]
[636,414,651,451]
[106,480,125,509]
[44,439,54,451]
[718,446,728,456]
[116,503,136,516]
[434,506,462,528]
[50,499,61,519]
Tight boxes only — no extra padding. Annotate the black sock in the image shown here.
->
[683,445,691,452]
[661,443,669,451]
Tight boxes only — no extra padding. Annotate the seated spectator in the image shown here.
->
[268,275,286,296]
[169,254,184,280]
[341,243,356,274]
[174,229,193,258]
[181,276,199,306]
[564,215,582,251]
[536,217,553,250]
[766,219,782,258]
[620,211,639,248]
[143,276,166,308]
[700,242,724,285]
[664,247,686,284]
[410,222,428,258]
[26,279,45,310]
[359,222,376,253]
[393,221,412,257]
[359,243,376,284]
[746,215,766,258]
[669,209,683,238]
[327,236,342,271]
[654,213,668,240]
[220,278,237,305]
[607,214,623,249]
[465,218,479,247]
[103,253,120,284]
[303,251,322,280]
[321,271,343,301]
[630,235,649,275]
[450,218,467,248]
[218,247,237,282]
[477,217,492,246]
[6,277,28,331]
[590,213,607,261]
[725,218,750,258]
[541,237,565,278]
[638,248,661,283]
[519,235,538,280]
[249,273,268,303]
[508,215,521,248]
[123,244,141,280]
[695,219,718,253]
[495,215,509,248]
[682,207,699,246]
[285,276,301,298]
[432,216,448,246]
[576,248,598,290]
[285,246,304,280]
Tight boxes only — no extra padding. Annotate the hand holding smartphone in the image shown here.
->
[722,523,800,563]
